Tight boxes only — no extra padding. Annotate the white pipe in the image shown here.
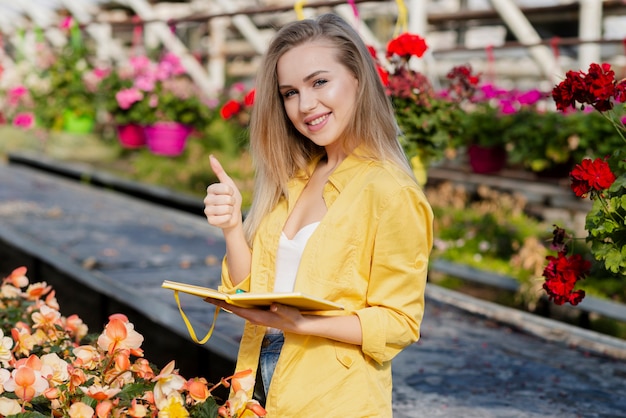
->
[579,0,602,69]
[487,0,560,83]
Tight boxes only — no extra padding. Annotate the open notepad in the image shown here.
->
[162,280,344,345]
[162,280,344,311]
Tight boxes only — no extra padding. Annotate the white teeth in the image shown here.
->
[308,115,328,126]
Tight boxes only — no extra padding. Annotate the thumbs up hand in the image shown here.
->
[204,155,243,231]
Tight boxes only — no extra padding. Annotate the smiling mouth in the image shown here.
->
[307,114,330,126]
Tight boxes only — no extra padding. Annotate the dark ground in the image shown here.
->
[1,159,625,418]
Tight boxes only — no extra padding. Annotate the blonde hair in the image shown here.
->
[243,13,412,243]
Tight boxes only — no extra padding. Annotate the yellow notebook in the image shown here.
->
[161,280,343,311]
[162,280,344,345]
[162,280,344,311]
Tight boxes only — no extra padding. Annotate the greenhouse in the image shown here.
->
[0,1,625,417]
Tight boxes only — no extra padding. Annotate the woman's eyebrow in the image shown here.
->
[279,70,329,89]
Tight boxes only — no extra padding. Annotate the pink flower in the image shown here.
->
[115,88,144,110]
[158,53,185,78]
[517,89,544,105]
[60,17,73,30]
[13,112,35,129]
[8,86,28,106]
[134,74,156,92]
[129,56,152,75]
[499,100,517,114]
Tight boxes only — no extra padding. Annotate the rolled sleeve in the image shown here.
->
[357,186,433,364]
[217,256,251,294]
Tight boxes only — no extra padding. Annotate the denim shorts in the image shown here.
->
[259,332,284,396]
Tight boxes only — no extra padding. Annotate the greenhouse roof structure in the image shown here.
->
[0,0,625,94]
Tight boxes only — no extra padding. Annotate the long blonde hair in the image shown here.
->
[244,13,412,243]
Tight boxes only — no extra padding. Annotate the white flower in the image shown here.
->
[0,330,14,367]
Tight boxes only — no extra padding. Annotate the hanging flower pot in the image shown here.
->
[116,123,146,149]
[62,110,95,134]
[467,144,507,174]
[144,122,193,156]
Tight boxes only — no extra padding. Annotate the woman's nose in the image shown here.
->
[299,91,317,112]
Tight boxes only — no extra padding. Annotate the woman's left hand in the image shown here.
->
[204,298,304,333]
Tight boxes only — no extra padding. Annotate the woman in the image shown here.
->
[204,13,433,417]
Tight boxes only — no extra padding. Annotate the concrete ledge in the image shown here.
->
[426,284,626,360]
[7,150,204,215]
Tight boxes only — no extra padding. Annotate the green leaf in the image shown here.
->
[189,397,219,418]
[603,246,626,274]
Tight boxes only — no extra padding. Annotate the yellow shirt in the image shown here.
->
[220,152,433,417]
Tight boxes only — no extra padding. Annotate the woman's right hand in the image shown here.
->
[204,155,243,231]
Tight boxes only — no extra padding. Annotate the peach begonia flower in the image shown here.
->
[0,367,11,391]
[44,386,61,400]
[0,329,14,367]
[230,369,255,394]
[4,356,50,401]
[45,290,60,311]
[152,360,186,409]
[40,353,70,386]
[79,383,122,401]
[64,314,89,342]
[97,317,144,354]
[185,377,210,403]
[0,283,21,299]
[73,345,101,369]
[127,398,149,417]
[0,397,22,416]
[24,281,52,301]
[68,367,88,391]
[69,401,95,418]
[32,304,63,331]
[11,327,36,357]
[6,266,29,288]
[131,358,155,380]
[96,399,114,418]
[115,351,131,372]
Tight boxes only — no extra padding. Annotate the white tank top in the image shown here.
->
[273,222,320,293]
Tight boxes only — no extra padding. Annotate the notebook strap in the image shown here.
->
[173,290,219,344]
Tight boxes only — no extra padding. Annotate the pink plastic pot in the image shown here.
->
[144,122,193,156]
[116,124,146,149]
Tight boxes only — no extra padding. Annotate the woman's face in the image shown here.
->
[277,40,358,152]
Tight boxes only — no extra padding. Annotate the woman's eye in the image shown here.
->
[282,90,297,98]
[313,79,328,87]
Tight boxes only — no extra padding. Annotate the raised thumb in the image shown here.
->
[209,155,234,186]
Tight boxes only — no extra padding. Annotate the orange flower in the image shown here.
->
[64,314,88,342]
[96,399,114,418]
[4,356,50,402]
[32,304,63,331]
[230,369,255,393]
[6,266,28,288]
[11,326,36,357]
[68,401,95,418]
[79,383,122,401]
[127,398,149,417]
[97,317,144,354]
[131,358,155,380]
[24,282,52,300]
[185,377,210,402]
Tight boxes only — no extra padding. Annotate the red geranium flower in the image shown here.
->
[542,251,590,305]
[552,62,623,112]
[386,33,428,59]
[569,157,616,197]
[220,99,242,120]
[243,89,255,107]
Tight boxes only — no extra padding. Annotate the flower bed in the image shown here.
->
[0,266,265,417]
